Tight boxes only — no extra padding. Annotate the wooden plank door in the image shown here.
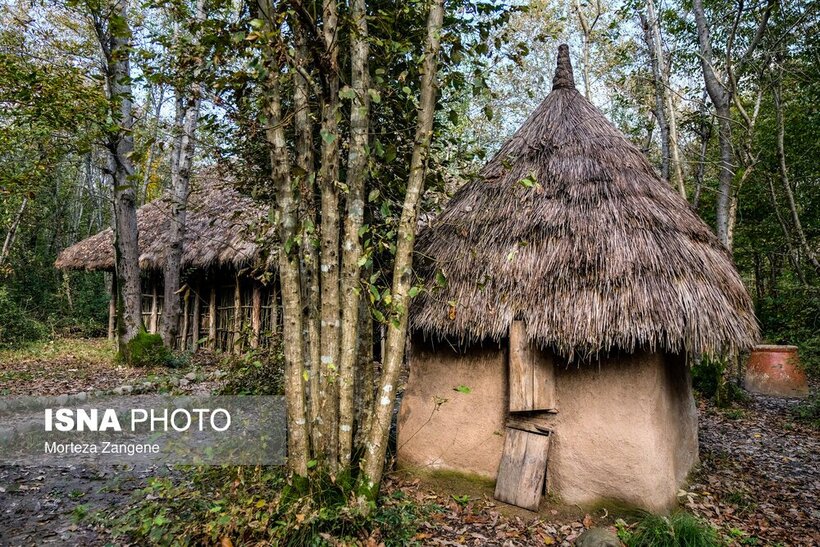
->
[493,427,551,511]
[509,321,556,411]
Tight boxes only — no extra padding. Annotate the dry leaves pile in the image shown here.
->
[683,394,819,546]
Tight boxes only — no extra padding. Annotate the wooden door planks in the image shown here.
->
[493,427,551,511]
[509,321,556,412]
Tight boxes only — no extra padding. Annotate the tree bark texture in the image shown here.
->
[160,0,206,348]
[357,0,445,500]
[338,0,371,468]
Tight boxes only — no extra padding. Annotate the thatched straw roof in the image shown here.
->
[55,173,272,272]
[411,45,758,360]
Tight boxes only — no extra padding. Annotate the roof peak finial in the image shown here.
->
[552,44,575,90]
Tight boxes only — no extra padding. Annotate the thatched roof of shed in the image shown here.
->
[55,173,272,272]
[411,45,758,359]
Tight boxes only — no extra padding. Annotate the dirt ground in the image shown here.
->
[0,342,817,546]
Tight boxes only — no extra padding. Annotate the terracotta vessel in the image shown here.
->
[744,345,808,398]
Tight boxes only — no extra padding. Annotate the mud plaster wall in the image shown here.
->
[397,342,698,512]
[397,341,508,478]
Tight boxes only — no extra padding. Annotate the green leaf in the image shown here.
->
[453,385,471,394]
[483,105,493,121]
[435,270,447,287]
[320,130,336,144]
[339,86,356,100]
[408,286,421,298]
[384,144,397,163]
[307,459,318,469]
[368,89,381,103]
[249,18,265,29]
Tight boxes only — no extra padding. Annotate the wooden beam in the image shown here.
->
[509,321,556,412]
[191,283,201,351]
[108,293,116,341]
[149,282,159,334]
[233,275,242,354]
[209,285,217,350]
[251,283,262,349]
[180,287,190,351]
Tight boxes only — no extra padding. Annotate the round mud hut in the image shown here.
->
[397,45,759,512]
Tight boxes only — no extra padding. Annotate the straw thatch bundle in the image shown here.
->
[411,45,758,360]
[55,174,272,272]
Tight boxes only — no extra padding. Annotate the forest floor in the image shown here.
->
[0,339,817,546]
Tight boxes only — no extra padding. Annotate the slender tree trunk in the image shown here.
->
[292,23,322,454]
[337,0,371,468]
[643,0,685,197]
[160,0,205,348]
[640,10,670,181]
[357,0,444,501]
[265,69,309,475]
[573,0,592,100]
[140,84,165,205]
[692,0,734,248]
[767,174,807,286]
[774,82,820,275]
[0,196,27,269]
[692,92,711,211]
[96,0,142,349]
[317,0,342,466]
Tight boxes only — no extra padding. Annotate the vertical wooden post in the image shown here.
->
[180,287,190,351]
[233,275,242,354]
[251,283,262,349]
[149,282,159,334]
[271,278,279,336]
[108,294,116,341]
[192,283,201,352]
[209,285,217,350]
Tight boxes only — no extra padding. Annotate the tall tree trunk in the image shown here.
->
[265,71,309,476]
[292,22,322,454]
[640,10,670,182]
[773,82,820,275]
[643,0,685,197]
[318,0,342,466]
[693,0,734,249]
[140,84,165,206]
[160,0,206,348]
[0,196,27,270]
[357,0,444,501]
[767,174,807,286]
[338,0,370,467]
[96,0,142,349]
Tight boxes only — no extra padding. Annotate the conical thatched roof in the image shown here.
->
[55,173,272,272]
[411,45,758,360]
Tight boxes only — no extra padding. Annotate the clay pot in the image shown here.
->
[744,345,808,398]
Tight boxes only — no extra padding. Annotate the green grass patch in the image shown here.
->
[0,337,116,366]
[618,512,722,546]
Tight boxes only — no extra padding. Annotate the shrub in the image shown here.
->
[220,343,285,395]
[622,512,722,547]
[0,287,48,348]
[119,330,173,367]
[692,357,747,407]
[791,393,820,429]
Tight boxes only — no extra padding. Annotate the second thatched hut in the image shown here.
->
[397,45,758,512]
[55,174,278,352]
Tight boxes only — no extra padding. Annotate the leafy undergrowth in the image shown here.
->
[0,337,221,396]
[791,392,820,429]
[109,466,432,546]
